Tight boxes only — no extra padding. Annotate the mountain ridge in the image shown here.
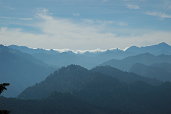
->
[101,53,171,71]
[0,45,55,97]
[7,42,171,68]
[7,42,171,54]
[18,64,160,99]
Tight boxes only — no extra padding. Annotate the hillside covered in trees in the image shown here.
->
[1,65,171,114]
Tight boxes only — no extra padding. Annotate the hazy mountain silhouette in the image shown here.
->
[1,42,171,113]
[8,42,171,68]
[92,66,160,84]
[2,81,171,114]
[101,53,171,71]
[77,79,171,114]
[18,65,102,99]
[130,63,171,81]
[19,65,160,99]
[6,65,171,114]
[0,45,55,97]
[125,42,171,55]
[9,45,118,68]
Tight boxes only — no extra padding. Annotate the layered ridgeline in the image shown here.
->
[125,42,171,55]
[2,42,171,97]
[9,42,171,68]
[0,45,55,97]
[8,65,170,114]
[101,53,171,81]
[101,53,171,71]
[9,45,123,68]
[130,63,171,81]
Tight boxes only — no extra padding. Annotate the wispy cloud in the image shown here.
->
[0,9,171,50]
[169,5,171,9]
[82,19,128,26]
[72,13,80,17]
[0,4,15,10]
[145,11,171,19]
[126,4,140,9]
[102,0,109,2]
[0,16,33,21]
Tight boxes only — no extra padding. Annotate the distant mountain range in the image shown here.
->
[1,42,171,97]
[0,45,55,97]
[8,42,171,68]
[125,42,171,55]
[100,51,171,81]
[101,53,171,71]
[1,41,171,113]
[130,63,171,81]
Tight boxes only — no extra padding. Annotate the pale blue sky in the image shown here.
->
[0,0,171,50]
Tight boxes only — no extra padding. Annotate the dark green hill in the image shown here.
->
[19,65,160,99]
[18,65,94,99]
[2,64,171,114]
[0,93,115,114]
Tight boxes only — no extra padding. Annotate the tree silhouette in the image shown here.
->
[0,83,10,94]
[0,83,10,114]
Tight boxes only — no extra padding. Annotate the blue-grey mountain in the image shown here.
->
[0,45,55,97]
[101,53,171,71]
[8,42,171,68]
[130,63,171,81]
[14,65,171,114]
[19,65,160,99]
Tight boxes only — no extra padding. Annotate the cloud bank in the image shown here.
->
[145,11,171,19]
[126,4,140,9]
[0,9,171,50]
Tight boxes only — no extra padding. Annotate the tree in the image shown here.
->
[0,83,10,114]
[0,83,10,94]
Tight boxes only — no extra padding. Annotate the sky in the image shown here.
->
[0,0,171,50]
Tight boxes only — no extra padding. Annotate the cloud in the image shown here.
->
[0,3,15,10]
[35,10,115,38]
[145,11,171,19]
[169,5,171,9]
[82,19,128,26]
[0,9,171,50]
[102,0,109,2]
[72,13,80,17]
[0,17,33,21]
[126,4,140,9]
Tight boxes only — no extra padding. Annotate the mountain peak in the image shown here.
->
[59,64,88,72]
[125,46,139,52]
[0,44,6,48]
[157,42,170,47]
[0,45,9,52]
